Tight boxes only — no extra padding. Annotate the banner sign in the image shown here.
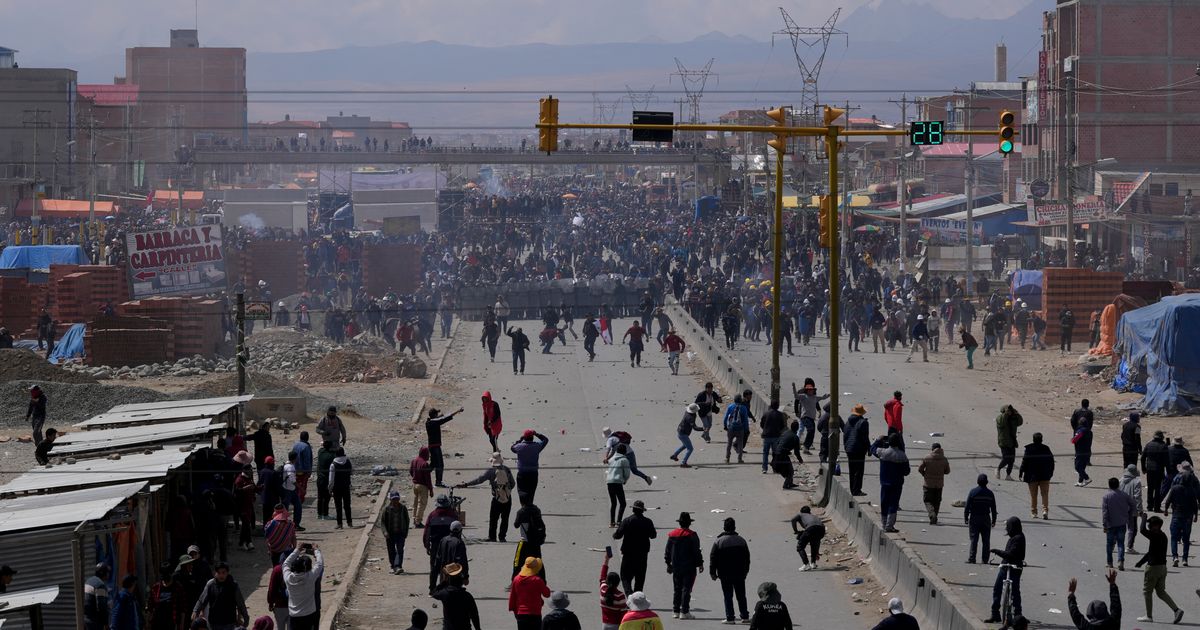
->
[126,225,227,298]
[1032,200,1107,226]
[244,301,272,321]
[920,217,984,240]
[319,167,441,191]
[1037,51,1048,120]
[382,215,421,237]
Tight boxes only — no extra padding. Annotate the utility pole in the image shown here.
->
[86,117,97,225]
[839,101,861,277]
[1064,70,1077,267]
[951,94,988,295]
[890,94,910,270]
[236,293,246,396]
[23,109,50,242]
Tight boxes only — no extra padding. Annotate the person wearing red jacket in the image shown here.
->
[482,391,503,451]
[409,446,433,525]
[266,563,289,630]
[660,329,687,376]
[147,564,187,630]
[232,466,259,552]
[509,557,551,630]
[884,391,904,443]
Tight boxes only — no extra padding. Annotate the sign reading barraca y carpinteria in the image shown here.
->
[126,225,228,298]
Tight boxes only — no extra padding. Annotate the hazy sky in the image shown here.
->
[1,0,1030,61]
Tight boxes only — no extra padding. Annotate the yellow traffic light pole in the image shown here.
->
[535,98,1009,504]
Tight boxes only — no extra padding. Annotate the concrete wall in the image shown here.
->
[223,201,308,232]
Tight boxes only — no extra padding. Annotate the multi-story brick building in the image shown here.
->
[0,48,78,213]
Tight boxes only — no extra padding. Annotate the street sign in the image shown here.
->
[909,121,944,146]
[244,301,272,321]
[1029,179,1050,199]
[632,111,673,143]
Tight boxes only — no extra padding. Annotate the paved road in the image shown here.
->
[425,320,871,629]
[689,314,1200,626]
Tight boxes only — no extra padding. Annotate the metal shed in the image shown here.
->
[0,446,200,497]
[49,420,222,457]
[0,586,60,630]
[77,395,252,432]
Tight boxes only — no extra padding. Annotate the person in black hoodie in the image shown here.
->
[748,582,793,630]
[710,517,751,624]
[1018,433,1055,520]
[1071,399,1095,486]
[843,404,871,496]
[1067,568,1121,630]
[693,383,723,443]
[986,516,1026,622]
[1142,431,1171,512]
[772,421,804,489]
[1120,413,1142,469]
[505,326,530,375]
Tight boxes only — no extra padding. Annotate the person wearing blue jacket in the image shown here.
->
[965,474,998,564]
[843,404,871,496]
[110,574,141,630]
[875,433,911,533]
[723,396,750,464]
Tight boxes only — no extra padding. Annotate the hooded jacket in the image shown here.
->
[995,405,1023,449]
[964,482,997,527]
[409,447,433,490]
[606,453,631,485]
[876,446,911,487]
[1119,467,1144,514]
[482,392,503,437]
[844,414,871,456]
[1068,583,1121,630]
[328,454,352,493]
[918,448,950,489]
[991,517,1026,567]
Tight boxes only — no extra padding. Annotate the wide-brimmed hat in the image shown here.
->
[631,500,646,512]
[852,404,867,415]
[550,591,570,609]
[443,562,463,577]
[677,511,693,526]
[628,592,652,611]
[518,557,543,577]
[686,403,700,414]
[187,545,201,555]
[233,451,252,466]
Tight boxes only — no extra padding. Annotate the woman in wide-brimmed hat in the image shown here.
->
[509,557,550,630]
[620,591,664,629]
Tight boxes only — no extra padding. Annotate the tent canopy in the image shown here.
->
[1115,293,1200,413]
[0,245,88,270]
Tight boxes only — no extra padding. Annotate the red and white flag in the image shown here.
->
[599,317,612,344]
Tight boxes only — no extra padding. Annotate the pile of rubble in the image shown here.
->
[297,351,382,384]
[247,335,340,375]
[62,356,237,380]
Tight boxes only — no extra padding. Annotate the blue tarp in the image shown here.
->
[1011,270,1043,310]
[1115,294,1200,413]
[0,245,88,270]
[48,323,86,364]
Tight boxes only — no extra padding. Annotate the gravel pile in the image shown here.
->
[246,329,339,376]
[296,351,375,384]
[0,380,170,429]
[62,356,237,380]
[0,349,97,384]
[184,371,339,413]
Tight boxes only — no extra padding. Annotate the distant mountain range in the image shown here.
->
[72,0,1046,128]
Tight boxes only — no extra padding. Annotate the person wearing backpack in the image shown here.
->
[512,499,548,580]
[456,452,515,542]
[723,395,750,464]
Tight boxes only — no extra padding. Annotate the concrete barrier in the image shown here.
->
[664,299,986,630]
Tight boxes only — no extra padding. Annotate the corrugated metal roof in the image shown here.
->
[76,401,240,429]
[106,395,251,413]
[939,203,1026,221]
[0,445,198,495]
[0,586,60,611]
[50,419,219,456]
[0,482,145,534]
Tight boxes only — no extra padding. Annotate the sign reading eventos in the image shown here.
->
[126,225,227,298]
[920,217,984,241]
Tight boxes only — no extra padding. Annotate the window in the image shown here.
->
[1165,182,1179,196]
[1149,183,1164,196]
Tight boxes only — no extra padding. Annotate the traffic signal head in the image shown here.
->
[823,105,846,126]
[766,107,788,154]
[998,110,1015,155]
[538,96,559,153]
[818,195,833,248]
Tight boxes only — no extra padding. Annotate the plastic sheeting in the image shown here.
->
[1115,294,1200,413]
[48,323,86,364]
[1010,269,1042,310]
[0,245,88,270]
[1089,294,1148,357]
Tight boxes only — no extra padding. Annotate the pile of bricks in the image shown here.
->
[0,277,48,336]
[119,296,224,359]
[361,242,422,296]
[47,264,130,324]
[86,315,175,366]
[226,240,305,297]
[1041,268,1125,345]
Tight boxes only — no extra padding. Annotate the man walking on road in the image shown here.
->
[844,404,871,496]
[996,404,1023,480]
[511,429,549,505]
[424,495,460,594]
[918,443,950,525]
[456,452,515,542]
[506,326,530,375]
[409,447,433,526]
[1102,477,1137,571]
[1019,433,1055,520]
[710,517,751,624]
[883,391,904,442]
[723,395,750,464]
[665,512,703,620]
[613,500,657,594]
[965,474,998,564]
[1071,399,1095,486]
[1120,464,1145,554]
[1121,413,1143,468]
[1135,515,1185,624]
[791,506,826,571]
[380,491,410,574]
[1143,431,1171,512]
[759,401,788,474]
[875,433,910,533]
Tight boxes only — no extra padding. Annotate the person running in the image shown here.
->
[918,443,950,525]
[771,420,804,489]
[709,517,751,624]
[455,452,515,542]
[661,329,686,375]
[582,315,600,362]
[694,383,723,443]
[665,512,703,620]
[599,549,628,630]
[506,326,530,375]
[959,327,979,369]
[1071,399,1095,486]
[791,506,826,571]
[509,558,551,630]
[606,444,632,527]
[759,400,788,474]
[748,582,793,630]
[1135,515,1185,624]
[511,429,549,505]
[986,517,1026,623]
[620,592,664,630]
[723,395,751,464]
[996,404,1023,480]
[965,474,998,564]
[612,500,656,594]
[792,378,828,454]
[671,404,705,467]
[602,429,653,486]
[481,392,503,452]
[623,321,649,367]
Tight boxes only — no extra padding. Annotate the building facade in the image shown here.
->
[0,49,78,214]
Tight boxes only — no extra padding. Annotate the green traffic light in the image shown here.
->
[1000,140,1013,154]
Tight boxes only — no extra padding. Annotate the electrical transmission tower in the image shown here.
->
[592,93,622,123]
[670,58,717,124]
[773,7,847,125]
[625,85,658,111]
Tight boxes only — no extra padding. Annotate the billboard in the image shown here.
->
[1032,201,1107,226]
[920,217,984,241]
[126,225,227,298]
